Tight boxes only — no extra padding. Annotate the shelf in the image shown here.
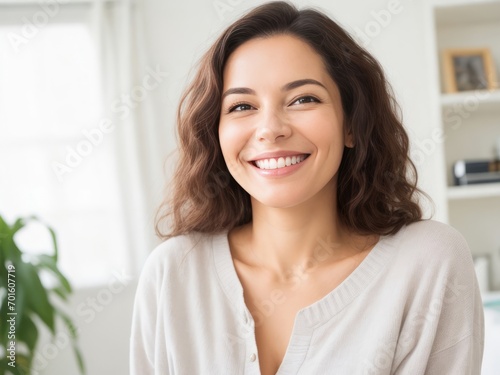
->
[434,0,500,26]
[441,90,500,111]
[447,182,500,200]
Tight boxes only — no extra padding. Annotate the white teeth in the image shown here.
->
[254,155,308,170]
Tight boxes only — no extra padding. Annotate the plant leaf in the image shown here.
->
[74,344,86,374]
[15,353,31,375]
[0,358,23,375]
[20,216,59,261]
[0,214,84,374]
[10,218,26,236]
[50,286,70,301]
[3,236,22,262]
[0,353,30,375]
[45,223,59,262]
[0,261,7,290]
[0,214,9,232]
[13,274,27,330]
[35,254,72,294]
[16,314,39,356]
[16,262,55,334]
[0,297,10,346]
[58,310,78,338]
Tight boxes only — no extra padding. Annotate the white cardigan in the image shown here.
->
[130,219,484,374]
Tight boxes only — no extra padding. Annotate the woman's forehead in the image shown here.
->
[222,35,333,91]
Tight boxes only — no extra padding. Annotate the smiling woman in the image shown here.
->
[130,2,484,375]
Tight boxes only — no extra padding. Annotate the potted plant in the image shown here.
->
[0,215,84,375]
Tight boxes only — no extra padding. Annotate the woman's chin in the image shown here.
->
[250,193,311,210]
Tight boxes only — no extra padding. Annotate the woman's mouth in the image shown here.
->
[251,154,310,170]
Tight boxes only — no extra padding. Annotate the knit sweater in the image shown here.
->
[130,219,484,374]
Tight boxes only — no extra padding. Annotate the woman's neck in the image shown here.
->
[232,179,377,281]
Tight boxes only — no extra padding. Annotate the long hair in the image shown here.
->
[156,1,428,239]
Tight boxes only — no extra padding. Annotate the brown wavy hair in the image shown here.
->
[155,1,429,239]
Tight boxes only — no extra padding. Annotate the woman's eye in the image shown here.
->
[291,96,320,105]
[228,103,253,112]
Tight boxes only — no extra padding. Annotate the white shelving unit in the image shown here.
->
[447,182,500,200]
[441,89,500,112]
[428,0,500,291]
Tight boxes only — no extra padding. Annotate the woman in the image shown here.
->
[130,2,484,374]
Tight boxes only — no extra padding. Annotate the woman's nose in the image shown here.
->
[255,110,292,143]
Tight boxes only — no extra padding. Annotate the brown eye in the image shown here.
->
[291,96,320,105]
[229,103,254,112]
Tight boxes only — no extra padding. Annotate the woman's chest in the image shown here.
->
[238,263,365,375]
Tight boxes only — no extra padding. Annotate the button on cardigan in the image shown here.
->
[130,219,484,374]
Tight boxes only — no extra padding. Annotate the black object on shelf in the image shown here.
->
[453,159,500,186]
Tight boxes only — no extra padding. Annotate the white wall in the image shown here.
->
[37,280,136,375]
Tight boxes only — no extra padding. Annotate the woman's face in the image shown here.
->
[218,34,352,209]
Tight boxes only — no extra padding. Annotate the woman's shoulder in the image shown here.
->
[402,218,461,235]
[395,219,472,266]
[140,231,225,279]
[383,220,477,309]
[400,219,468,246]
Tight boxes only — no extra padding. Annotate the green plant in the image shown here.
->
[0,215,84,375]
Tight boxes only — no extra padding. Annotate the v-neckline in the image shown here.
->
[212,227,404,374]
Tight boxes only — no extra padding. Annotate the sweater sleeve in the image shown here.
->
[424,333,483,375]
[129,248,166,375]
[423,230,485,375]
[392,223,485,375]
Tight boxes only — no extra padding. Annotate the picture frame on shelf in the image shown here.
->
[442,48,498,93]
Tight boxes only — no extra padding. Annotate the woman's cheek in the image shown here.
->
[219,123,245,169]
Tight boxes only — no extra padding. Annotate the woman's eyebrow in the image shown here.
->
[221,87,256,101]
[281,78,327,91]
[221,78,326,101]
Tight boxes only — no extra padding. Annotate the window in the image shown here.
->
[0,4,130,286]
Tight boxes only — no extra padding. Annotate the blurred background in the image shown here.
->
[0,0,498,374]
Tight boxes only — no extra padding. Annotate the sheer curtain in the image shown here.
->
[0,0,160,287]
[90,0,163,274]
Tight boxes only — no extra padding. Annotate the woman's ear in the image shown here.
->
[344,128,355,148]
